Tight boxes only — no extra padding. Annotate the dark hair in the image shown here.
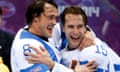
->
[60,6,88,26]
[0,7,2,15]
[26,0,57,25]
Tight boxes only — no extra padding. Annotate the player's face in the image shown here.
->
[63,14,86,49]
[33,3,58,38]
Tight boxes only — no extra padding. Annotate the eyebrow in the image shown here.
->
[44,6,54,12]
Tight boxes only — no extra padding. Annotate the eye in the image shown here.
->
[48,15,57,20]
[78,25,84,28]
[48,15,54,20]
[68,25,74,28]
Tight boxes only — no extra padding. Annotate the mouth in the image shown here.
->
[71,36,81,41]
[47,25,54,33]
[70,33,83,42]
[71,32,83,41]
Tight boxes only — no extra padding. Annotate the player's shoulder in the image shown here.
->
[13,28,44,49]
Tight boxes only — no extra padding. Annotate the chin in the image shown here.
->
[71,43,79,48]
[47,34,52,38]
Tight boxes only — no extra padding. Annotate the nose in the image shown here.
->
[51,18,56,25]
[73,28,79,35]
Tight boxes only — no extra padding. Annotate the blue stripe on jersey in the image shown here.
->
[38,37,58,61]
[20,30,58,71]
[79,61,110,72]
[60,24,67,51]
[114,64,120,71]
[20,30,58,62]
[79,61,88,65]
[20,64,49,72]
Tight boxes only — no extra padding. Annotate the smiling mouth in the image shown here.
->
[47,26,54,33]
[47,28,52,33]
[71,32,83,40]
[70,37,80,43]
[71,36,81,40]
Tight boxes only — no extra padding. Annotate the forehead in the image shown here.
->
[65,14,83,20]
[44,3,58,15]
[65,14,84,23]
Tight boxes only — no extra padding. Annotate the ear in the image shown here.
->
[33,17,39,23]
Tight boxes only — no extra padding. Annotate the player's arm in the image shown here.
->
[79,26,95,50]
[25,46,97,72]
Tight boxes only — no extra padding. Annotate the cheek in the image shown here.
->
[65,32,71,39]
[39,22,46,27]
[81,30,86,34]
[80,28,86,33]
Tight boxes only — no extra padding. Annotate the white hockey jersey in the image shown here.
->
[61,38,120,72]
[11,28,74,72]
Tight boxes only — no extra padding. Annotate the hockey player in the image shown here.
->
[60,6,120,72]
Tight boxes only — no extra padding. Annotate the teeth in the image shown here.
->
[47,26,52,29]
[71,36,80,39]
[48,24,54,29]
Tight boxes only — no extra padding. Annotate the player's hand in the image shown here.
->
[71,60,97,72]
[24,46,54,69]
[79,31,95,50]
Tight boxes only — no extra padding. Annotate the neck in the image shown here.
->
[27,27,48,42]
[28,26,40,36]
[67,45,77,51]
